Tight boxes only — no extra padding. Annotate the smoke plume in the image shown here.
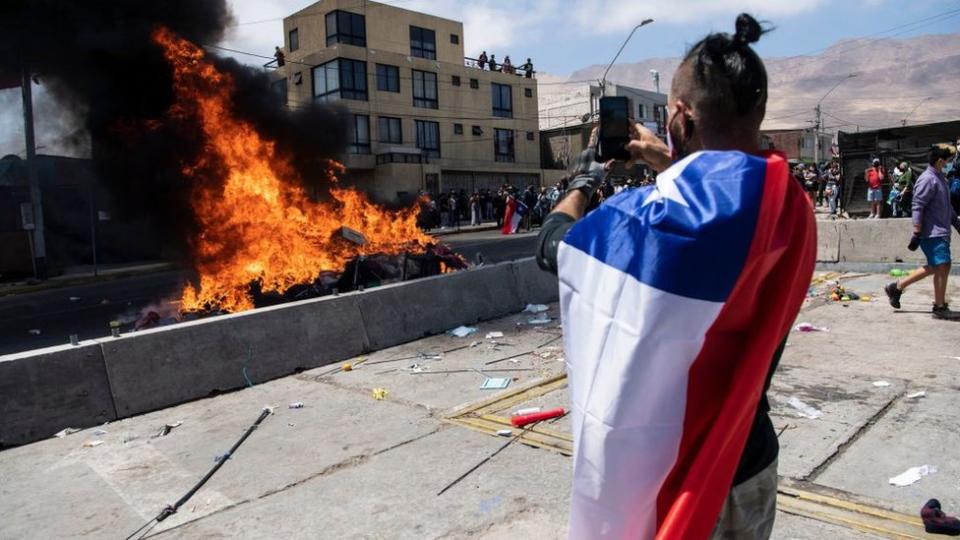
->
[0,0,348,260]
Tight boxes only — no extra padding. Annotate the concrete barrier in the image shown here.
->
[833,219,960,264]
[510,258,559,306]
[0,343,116,447]
[100,293,369,418]
[356,261,522,351]
[816,221,840,263]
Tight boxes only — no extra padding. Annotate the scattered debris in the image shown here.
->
[787,397,823,419]
[152,421,184,438]
[513,407,541,416]
[54,427,81,438]
[485,331,504,339]
[372,388,388,400]
[469,340,481,348]
[28,329,41,336]
[907,391,927,400]
[339,225,367,245]
[289,402,304,409]
[93,429,108,436]
[512,407,565,427]
[496,429,513,437]
[890,268,908,277]
[889,465,936,487]
[69,334,79,346]
[528,314,552,325]
[438,423,539,496]
[122,434,139,444]
[794,322,829,333]
[342,362,353,372]
[921,499,960,535]
[100,299,110,305]
[942,356,960,361]
[69,296,80,302]
[872,381,892,388]
[448,326,478,338]
[213,453,231,463]
[480,377,511,390]
[524,304,549,313]
[83,440,104,448]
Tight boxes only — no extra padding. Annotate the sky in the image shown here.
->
[221,0,960,74]
[3,0,960,157]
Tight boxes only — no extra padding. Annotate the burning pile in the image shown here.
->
[152,28,439,313]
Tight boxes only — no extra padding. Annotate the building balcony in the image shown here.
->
[464,57,535,79]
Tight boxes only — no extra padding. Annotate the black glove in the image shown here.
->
[566,171,603,199]
[908,234,921,252]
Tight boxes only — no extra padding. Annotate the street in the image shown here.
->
[0,229,538,356]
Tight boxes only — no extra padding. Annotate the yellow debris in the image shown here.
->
[372,388,388,400]
[342,362,353,372]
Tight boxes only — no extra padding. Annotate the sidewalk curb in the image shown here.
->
[429,224,502,237]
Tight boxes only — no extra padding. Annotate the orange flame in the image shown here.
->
[152,28,434,312]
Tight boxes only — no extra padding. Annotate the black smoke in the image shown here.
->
[0,0,348,261]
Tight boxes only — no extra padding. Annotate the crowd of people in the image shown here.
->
[475,51,534,78]
[417,185,556,231]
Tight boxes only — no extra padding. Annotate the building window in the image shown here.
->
[526,131,535,141]
[638,103,647,119]
[450,34,459,44]
[494,129,515,163]
[412,70,438,109]
[376,64,399,92]
[376,153,422,165]
[415,120,441,159]
[410,26,436,59]
[472,125,483,136]
[454,123,463,135]
[271,78,287,105]
[470,78,479,89]
[312,58,367,102]
[326,10,366,47]
[524,88,533,98]
[378,117,402,144]
[452,75,461,87]
[288,28,299,52]
[349,114,371,154]
[492,83,513,118]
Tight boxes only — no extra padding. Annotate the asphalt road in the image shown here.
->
[0,229,539,356]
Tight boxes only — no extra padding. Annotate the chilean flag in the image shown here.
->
[557,150,816,539]
[501,196,527,235]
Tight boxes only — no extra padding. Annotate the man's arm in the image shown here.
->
[911,178,931,235]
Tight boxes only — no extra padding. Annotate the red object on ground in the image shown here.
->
[511,407,565,427]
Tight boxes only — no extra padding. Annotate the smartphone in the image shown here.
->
[596,96,632,162]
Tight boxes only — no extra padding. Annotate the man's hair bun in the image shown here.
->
[733,13,763,46]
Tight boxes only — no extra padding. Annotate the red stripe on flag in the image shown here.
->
[654,151,816,539]
[501,197,516,235]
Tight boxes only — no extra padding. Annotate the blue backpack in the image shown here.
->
[951,177,960,197]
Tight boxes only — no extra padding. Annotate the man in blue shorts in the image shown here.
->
[885,144,960,319]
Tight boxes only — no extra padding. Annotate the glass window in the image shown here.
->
[376,64,399,92]
[492,83,512,118]
[350,114,371,154]
[271,78,287,105]
[494,129,515,162]
[638,103,646,119]
[450,34,459,44]
[470,78,479,89]
[378,117,402,144]
[312,59,367,102]
[526,131,535,141]
[524,88,533,98]
[454,123,463,135]
[472,125,482,136]
[312,60,340,102]
[452,75,461,87]
[288,28,299,51]
[326,10,366,47]
[415,120,441,159]
[412,70,438,109]
[410,26,436,59]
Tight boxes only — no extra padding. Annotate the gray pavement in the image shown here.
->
[1,272,957,538]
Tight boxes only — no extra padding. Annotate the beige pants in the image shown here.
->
[710,459,778,540]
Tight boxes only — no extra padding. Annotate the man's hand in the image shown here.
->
[908,234,921,252]
[626,122,672,173]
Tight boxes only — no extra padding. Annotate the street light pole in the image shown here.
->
[650,69,660,94]
[813,73,857,165]
[901,97,930,126]
[600,18,654,96]
[21,62,47,279]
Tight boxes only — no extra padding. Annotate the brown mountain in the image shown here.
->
[545,32,960,132]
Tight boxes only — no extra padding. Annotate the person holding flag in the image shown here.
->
[500,189,528,234]
[536,14,816,540]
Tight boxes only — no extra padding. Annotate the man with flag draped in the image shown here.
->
[501,189,528,234]
[536,14,816,540]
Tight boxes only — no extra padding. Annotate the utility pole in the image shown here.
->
[814,103,821,165]
[22,62,47,279]
[650,69,660,94]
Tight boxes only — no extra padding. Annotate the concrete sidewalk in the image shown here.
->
[2,273,958,539]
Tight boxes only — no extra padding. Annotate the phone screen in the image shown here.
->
[597,96,631,162]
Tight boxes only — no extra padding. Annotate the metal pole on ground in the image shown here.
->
[21,62,47,278]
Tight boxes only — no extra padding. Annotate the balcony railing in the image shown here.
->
[464,57,535,79]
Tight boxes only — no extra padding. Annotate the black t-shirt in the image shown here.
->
[536,212,780,486]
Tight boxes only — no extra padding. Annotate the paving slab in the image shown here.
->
[815,387,960,517]
[160,427,572,539]
[0,375,434,538]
